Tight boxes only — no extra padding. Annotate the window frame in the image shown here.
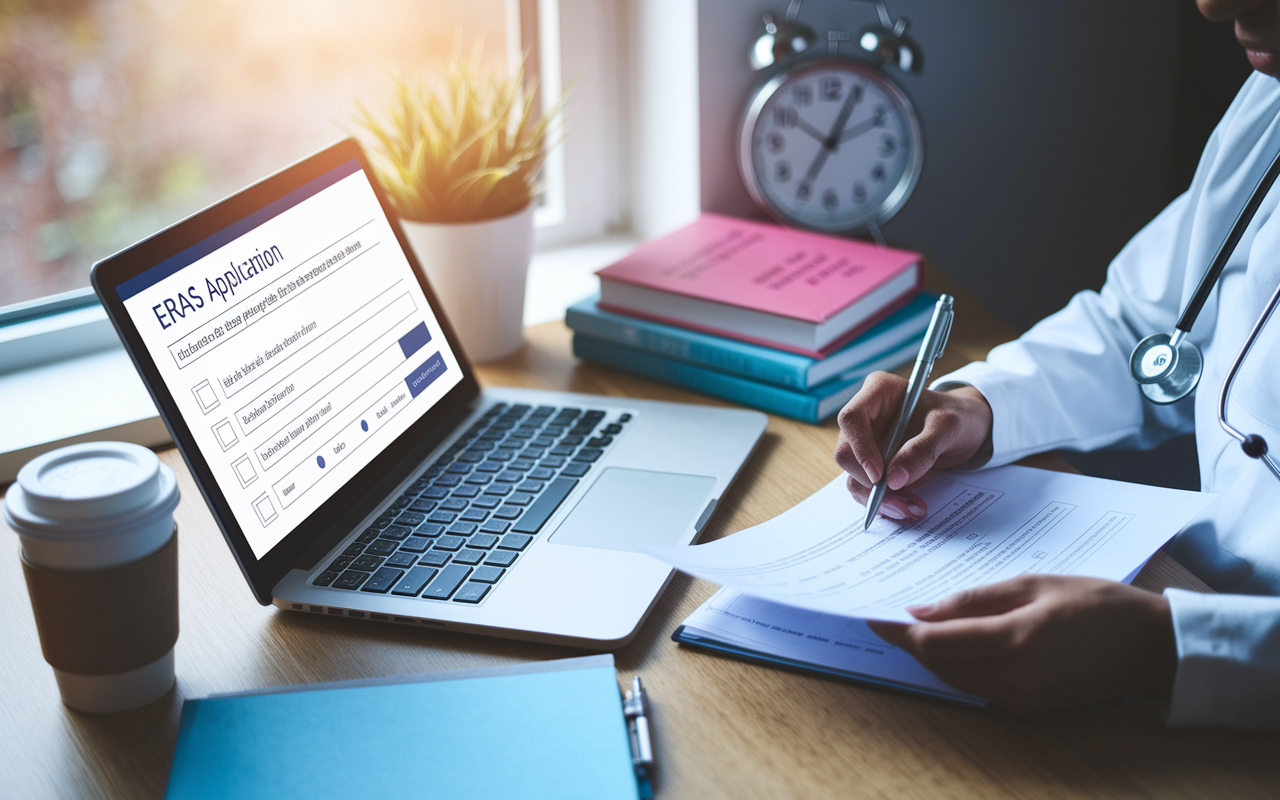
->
[530,0,627,250]
[0,287,117,373]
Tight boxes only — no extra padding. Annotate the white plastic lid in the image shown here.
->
[5,442,179,570]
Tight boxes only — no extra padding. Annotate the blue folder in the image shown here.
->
[165,655,641,800]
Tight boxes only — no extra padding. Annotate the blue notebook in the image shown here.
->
[166,655,641,800]
[572,333,920,423]
[672,589,984,707]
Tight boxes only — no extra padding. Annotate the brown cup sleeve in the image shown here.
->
[21,527,179,676]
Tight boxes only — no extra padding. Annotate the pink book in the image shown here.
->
[596,213,923,359]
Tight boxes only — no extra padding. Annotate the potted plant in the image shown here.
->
[354,53,564,362]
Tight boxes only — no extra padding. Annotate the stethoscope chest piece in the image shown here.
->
[1126,146,1280,476]
[1129,331,1203,404]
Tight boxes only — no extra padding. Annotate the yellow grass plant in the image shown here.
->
[353,50,566,224]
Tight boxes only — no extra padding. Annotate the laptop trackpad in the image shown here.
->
[549,468,717,553]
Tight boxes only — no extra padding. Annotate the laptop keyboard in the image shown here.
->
[311,403,630,605]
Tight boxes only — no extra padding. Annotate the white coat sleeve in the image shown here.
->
[1164,588,1280,728]
[931,193,1199,466]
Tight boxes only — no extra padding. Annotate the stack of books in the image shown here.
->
[568,213,933,423]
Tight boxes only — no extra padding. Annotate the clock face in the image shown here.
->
[739,59,923,234]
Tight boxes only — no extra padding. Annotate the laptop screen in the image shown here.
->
[114,157,464,559]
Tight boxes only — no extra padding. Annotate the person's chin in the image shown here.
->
[1245,48,1280,76]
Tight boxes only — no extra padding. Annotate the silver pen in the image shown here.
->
[863,294,954,530]
[623,675,655,798]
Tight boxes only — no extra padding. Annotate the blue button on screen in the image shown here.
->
[398,321,432,360]
[405,351,447,399]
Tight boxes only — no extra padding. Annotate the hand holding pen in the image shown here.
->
[833,295,994,524]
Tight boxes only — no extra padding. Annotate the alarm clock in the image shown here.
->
[739,1,924,238]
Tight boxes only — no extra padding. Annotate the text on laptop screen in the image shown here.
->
[118,160,463,558]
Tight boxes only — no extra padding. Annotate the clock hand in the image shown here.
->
[795,118,828,146]
[795,85,862,201]
[838,116,880,144]
[803,148,831,182]
[793,145,830,204]
[823,84,863,150]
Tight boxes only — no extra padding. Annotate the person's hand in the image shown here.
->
[867,575,1178,713]
[834,373,992,521]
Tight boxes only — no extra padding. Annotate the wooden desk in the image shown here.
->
[3,276,1278,799]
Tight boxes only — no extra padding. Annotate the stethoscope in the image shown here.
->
[1128,148,1280,481]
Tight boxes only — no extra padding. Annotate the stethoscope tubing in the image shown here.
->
[1177,147,1280,334]
[1218,278,1280,481]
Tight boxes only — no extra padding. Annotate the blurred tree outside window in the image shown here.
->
[0,0,511,308]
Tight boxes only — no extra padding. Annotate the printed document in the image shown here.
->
[647,465,1216,622]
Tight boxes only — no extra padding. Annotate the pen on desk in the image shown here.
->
[863,294,954,530]
[623,675,655,800]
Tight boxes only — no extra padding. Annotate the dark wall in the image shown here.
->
[698,0,1252,332]
[1172,3,1256,192]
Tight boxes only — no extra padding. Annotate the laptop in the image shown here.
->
[92,139,766,647]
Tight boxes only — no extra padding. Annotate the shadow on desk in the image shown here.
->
[54,687,182,799]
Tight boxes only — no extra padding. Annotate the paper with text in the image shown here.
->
[646,466,1216,622]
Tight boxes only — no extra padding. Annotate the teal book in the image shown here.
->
[165,655,641,800]
[566,293,936,390]
[572,334,921,423]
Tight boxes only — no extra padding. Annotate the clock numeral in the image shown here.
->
[821,77,841,101]
[871,163,887,183]
[822,189,839,211]
[767,132,785,153]
[853,183,868,204]
[872,105,887,127]
[792,85,813,106]
[774,160,791,182]
[796,182,812,201]
[879,134,896,157]
[772,105,799,128]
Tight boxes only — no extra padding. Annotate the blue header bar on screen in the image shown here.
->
[115,158,364,301]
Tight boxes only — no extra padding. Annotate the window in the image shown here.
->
[1,1,702,341]
[0,0,526,309]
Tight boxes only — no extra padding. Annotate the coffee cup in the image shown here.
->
[5,441,180,713]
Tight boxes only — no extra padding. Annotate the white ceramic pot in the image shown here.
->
[401,203,534,363]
